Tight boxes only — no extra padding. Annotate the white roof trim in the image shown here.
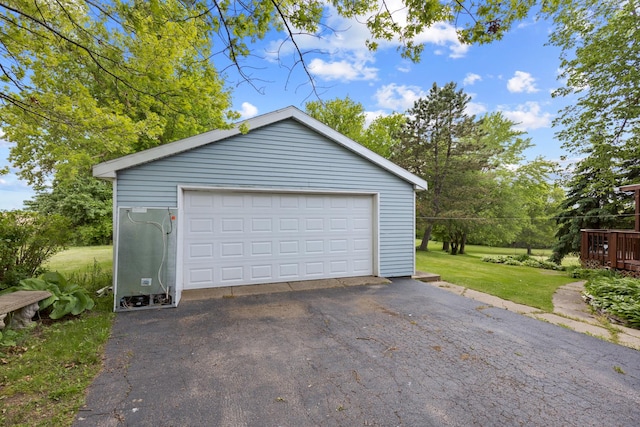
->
[93,106,428,190]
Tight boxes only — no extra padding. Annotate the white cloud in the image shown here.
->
[0,171,34,210]
[507,71,539,93]
[363,110,390,127]
[238,102,258,119]
[466,101,488,116]
[308,58,378,82]
[264,3,469,85]
[374,83,427,111]
[499,102,552,131]
[414,22,469,58]
[463,73,482,86]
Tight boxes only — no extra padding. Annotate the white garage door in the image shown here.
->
[183,191,374,289]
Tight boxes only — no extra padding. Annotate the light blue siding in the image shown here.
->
[116,119,416,277]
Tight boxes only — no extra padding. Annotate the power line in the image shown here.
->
[417,213,639,221]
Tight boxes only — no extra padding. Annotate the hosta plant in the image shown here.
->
[583,277,640,329]
[14,272,95,319]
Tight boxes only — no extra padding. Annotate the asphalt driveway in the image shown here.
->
[75,278,640,426]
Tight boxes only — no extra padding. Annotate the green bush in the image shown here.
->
[522,259,542,268]
[0,210,71,289]
[568,267,619,279]
[584,277,640,328]
[12,272,95,319]
[482,255,565,271]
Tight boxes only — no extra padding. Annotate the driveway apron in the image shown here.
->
[75,278,640,426]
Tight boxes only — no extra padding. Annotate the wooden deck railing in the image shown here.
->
[581,229,640,271]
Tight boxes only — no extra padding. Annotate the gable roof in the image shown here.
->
[93,106,427,190]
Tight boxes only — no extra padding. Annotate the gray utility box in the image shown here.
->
[115,207,177,311]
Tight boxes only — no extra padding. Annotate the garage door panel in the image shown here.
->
[183,191,374,289]
[221,218,243,233]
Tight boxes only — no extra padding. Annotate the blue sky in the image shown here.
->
[0,6,573,210]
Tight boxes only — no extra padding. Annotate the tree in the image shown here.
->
[391,82,482,251]
[511,160,563,254]
[0,0,544,117]
[550,0,640,156]
[363,113,405,157]
[1,0,236,187]
[0,210,71,289]
[551,142,632,263]
[25,173,113,246]
[436,112,540,254]
[305,97,404,157]
[546,0,640,262]
[305,97,367,143]
[0,1,560,186]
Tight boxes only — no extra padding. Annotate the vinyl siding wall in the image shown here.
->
[116,119,416,277]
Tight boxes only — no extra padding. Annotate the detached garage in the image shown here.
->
[93,106,427,311]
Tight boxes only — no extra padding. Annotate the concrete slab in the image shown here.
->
[532,312,611,339]
[552,281,597,322]
[431,280,466,295]
[231,282,292,296]
[462,289,542,315]
[288,278,343,291]
[617,333,640,350]
[337,276,390,287]
[181,287,232,301]
[412,271,441,282]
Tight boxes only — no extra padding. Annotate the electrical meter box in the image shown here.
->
[115,207,177,311]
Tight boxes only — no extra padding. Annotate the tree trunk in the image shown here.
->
[460,233,467,255]
[442,241,449,251]
[419,223,433,251]
[450,242,458,255]
[527,244,532,256]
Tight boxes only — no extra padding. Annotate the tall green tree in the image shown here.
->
[438,112,537,253]
[551,142,632,262]
[1,0,236,187]
[511,160,563,254]
[25,174,113,246]
[305,97,366,143]
[363,113,405,158]
[391,82,483,251]
[305,97,404,157]
[547,0,640,261]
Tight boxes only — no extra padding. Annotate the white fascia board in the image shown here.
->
[92,106,428,190]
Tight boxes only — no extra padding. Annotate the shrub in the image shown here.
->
[584,277,640,328]
[523,259,542,268]
[0,210,71,289]
[12,272,95,319]
[482,255,511,264]
[482,255,566,271]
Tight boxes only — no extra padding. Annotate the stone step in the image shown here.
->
[412,271,441,282]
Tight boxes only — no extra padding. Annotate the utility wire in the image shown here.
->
[417,213,640,221]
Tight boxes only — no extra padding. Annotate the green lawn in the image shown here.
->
[2,246,115,427]
[415,242,578,312]
[45,245,113,275]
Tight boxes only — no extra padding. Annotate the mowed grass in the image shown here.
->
[415,242,578,312]
[44,245,113,275]
[1,246,115,427]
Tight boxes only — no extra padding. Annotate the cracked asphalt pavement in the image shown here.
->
[75,278,640,426]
